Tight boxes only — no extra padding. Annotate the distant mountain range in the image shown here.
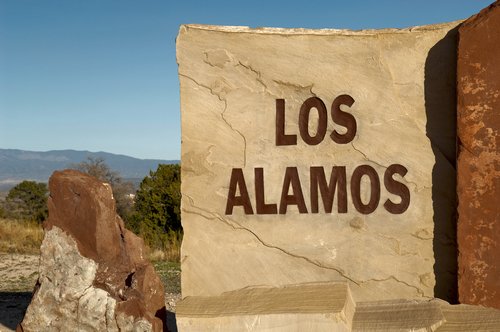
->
[0,148,179,190]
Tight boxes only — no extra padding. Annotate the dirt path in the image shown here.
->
[0,254,39,292]
[0,254,39,331]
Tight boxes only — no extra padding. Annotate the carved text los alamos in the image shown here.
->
[225,95,411,215]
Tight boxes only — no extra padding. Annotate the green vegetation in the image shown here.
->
[128,164,182,261]
[0,159,183,295]
[73,159,182,261]
[2,181,48,222]
[0,159,182,262]
[153,260,181,293]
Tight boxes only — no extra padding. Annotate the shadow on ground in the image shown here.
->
[167,311,178,332]
[0,292,31,330]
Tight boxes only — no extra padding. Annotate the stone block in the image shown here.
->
[352,299,500,331]
[176,282,355,331]
[177,22,460,302]
[352,299,445,331]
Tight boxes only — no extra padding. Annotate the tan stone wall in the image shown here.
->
[178,22,459,302]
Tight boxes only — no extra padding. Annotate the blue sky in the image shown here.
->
[0,0,492,160]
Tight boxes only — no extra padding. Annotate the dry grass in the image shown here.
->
[0,218,181,263]
[0,218,44,254]
[146,231,182,262]
[147,247,179,262]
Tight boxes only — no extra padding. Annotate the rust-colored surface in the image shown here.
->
[457,0,500,309]
[45,169,166,329]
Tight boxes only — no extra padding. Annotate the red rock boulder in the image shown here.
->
[18,169,166,331]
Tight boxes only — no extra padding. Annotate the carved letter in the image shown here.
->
[310,166,347,213]
[384,164,410,214]
[330,94,357,144]
[279,167,308,214]
[299,97,328,145]
[255,168,278,214]
[225,168,253,215]
[276,99,297,146]
[351,165,380,214]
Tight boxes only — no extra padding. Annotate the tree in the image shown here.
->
[72,157,134,220]
[5,181,48,222]
[129,164,181,249]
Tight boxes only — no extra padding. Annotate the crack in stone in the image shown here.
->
[350,142,421,190]
[104,297,111,330]
[183,195,360,285]
[237,60,260,77]
[411,233,433,241]
[179,73,224,101]
[273,79,315,95]
[361,276,428,297]
[75,284,94,328]
[375,233,421,256]
[179,73,247,166]
[236,61,268,91]
[350,142,389,169]
[220,98,248,167]
[184,196,428,293]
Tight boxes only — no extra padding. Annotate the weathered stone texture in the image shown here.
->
[178,22,460,302]
[457,1,500,309]
[176,282,355,331]
[175,282,500,332]
[352,298,500,331]
[18,170,166,331]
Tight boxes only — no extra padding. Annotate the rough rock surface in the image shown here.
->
[457,1,500,310]
[177,22,460,302]
[18,170,166,331]
[176,282,355,332]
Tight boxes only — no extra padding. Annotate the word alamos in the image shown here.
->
[225,95,411,216]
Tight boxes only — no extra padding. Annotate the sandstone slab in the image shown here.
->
[457,1,500,309]
[18,170,166,331]
[176,282,355,331]
[352,298,500,331]
[176,282,500,332]
[178,22,460,302]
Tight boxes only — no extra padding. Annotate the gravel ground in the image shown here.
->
[0,253,182,332]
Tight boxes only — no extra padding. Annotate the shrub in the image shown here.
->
[129,164,181,256]
[5,181,48,222]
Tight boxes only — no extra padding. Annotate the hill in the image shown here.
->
[0,148,178,190]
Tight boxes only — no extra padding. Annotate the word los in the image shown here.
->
[276,95,356,145]
[225,165,410,215]
[225,95,411,215]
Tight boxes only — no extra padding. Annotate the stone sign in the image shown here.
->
[177,21,460,302]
